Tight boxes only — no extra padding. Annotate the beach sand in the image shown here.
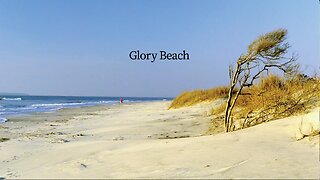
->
[0,101,319,178]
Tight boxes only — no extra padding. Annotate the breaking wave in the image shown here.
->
[1,97,22,101]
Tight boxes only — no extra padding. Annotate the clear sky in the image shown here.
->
[0,0,319,97]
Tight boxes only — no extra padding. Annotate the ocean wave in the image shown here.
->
[1,97,22,101]
[97,100,118,103]
[31,101,120,108]
[31,102,86,107]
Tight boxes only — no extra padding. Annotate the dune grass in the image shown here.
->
[169,86,230,109]
[170,72,319,130]
[211,74,320,128]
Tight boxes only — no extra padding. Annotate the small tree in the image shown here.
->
[224,29,298,132]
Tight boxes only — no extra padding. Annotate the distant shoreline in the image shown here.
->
[0,95,170,123]
[1,99,167,123]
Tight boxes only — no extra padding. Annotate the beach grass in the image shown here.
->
[211,74,320,127]
[169,86,230,109]
[170,73,320,130]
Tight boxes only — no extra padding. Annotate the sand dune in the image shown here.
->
[0,101,319,178]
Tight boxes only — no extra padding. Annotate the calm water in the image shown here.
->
[0,95,170,122]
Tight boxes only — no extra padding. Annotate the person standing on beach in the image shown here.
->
[120,98,123,104]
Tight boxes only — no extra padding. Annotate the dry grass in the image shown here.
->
[170,73,319,132]
[211,102,226,116]
[169,87,229,109]
[211,74,320,129]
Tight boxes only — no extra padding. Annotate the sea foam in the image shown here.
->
[1,97,22,101]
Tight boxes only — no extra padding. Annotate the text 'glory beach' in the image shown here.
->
[129,50,190,63]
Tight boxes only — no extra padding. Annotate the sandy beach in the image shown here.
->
[0,101,319,178]
[1,0,319,179]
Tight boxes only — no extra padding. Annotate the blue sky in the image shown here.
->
[0,0,319,97]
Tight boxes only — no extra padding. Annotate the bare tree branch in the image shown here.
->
[224,29,297,132]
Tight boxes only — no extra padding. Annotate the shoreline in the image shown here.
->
[0,101,319,178]
[0,95,170,124]
[4,103,121,122]
[1,101,172,141]
[1,100,150,123]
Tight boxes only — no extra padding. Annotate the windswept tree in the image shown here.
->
[224,29,298,132]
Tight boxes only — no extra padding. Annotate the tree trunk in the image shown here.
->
[224,64,240,132]
[224,86,234,132]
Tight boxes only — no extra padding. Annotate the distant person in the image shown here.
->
[120,98,123,104]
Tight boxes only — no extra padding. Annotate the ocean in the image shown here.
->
[0,95,170,122]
